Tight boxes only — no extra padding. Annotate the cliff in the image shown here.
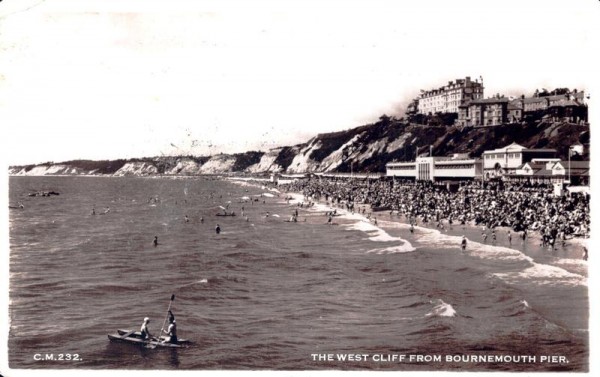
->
[8,119,589,176]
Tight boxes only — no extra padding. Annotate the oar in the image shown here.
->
[160,294,175,336]
[146,294,175,349]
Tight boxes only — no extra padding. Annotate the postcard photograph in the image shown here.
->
[1,0,598,376]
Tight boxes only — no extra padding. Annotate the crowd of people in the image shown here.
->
[281,177,590,243]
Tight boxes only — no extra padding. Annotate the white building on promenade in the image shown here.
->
[482,142,556,180]
[386,154,482,182]
[386,143,564,182]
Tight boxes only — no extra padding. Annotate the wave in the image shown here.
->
[290,196,416,253]
[493,262,587,287]
[425,299,457,318]
[179,278,208,288]
[338,214,415,252]
[502,299,532,318]
[367,245,415,254]
[399,223,587,288]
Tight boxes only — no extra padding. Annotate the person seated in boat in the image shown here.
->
[162,318,178,344]
[140,317,153,340]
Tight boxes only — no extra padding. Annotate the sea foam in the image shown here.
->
[426,299,457,317]
[493,262,587,287]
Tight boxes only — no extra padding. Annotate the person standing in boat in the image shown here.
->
[140,317,153,340]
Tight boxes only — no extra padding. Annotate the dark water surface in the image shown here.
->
[8,176,588,371]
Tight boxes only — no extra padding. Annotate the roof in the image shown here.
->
[483,142,556,155]
[483,142,525,154]
[468,97,510,105]
[548,99,581,108]
[555,161,590,169]
[507,103,521,111]
[523,162,546,170]
[521,97,548,104]
[533,169,553,176]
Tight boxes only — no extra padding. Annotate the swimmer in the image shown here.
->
[153,236,158,247]
[215,224,221,234]
[461,236,467,251]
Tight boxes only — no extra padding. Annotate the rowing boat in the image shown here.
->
[107,329,191,348]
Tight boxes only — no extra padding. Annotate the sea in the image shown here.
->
[7,176,588,372]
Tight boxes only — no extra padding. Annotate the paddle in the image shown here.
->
[146,294,175,349]
[117,330,136,339]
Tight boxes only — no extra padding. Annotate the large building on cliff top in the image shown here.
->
[417,76,484,115]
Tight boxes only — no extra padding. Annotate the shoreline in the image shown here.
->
[272,183,589,267]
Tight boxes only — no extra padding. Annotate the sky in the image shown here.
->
[0,0,599,166]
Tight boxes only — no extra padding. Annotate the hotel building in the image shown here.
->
[417,77,484,115]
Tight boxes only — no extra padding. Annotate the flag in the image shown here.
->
[569,144,583,156]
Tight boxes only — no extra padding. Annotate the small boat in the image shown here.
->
[215,212,236,217]
[28,191,60,197]
[107,329,191,348]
